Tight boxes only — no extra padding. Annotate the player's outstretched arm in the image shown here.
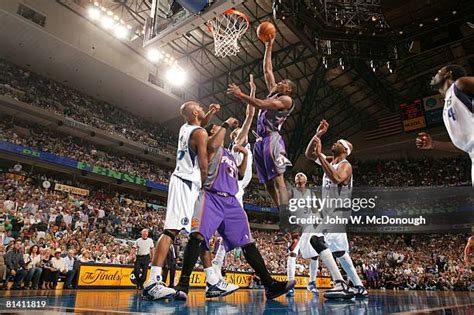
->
[233,144,248,180]
[305,120,332,161]
[201,103,220,127]
[263,38,276,93]
[234,75,256,146]
[416,132,461,153]
[226,83,291,110]
[192,128,209,185]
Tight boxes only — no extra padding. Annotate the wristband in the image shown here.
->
[221,122,230,130]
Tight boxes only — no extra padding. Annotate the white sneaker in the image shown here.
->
[323,280,355,300]
[212,262,224,281]
[142,281,176,300]
[350,285,368,298]
[205,279,239,298]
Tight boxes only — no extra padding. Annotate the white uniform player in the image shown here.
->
[443,83,474,182]
[313,159,352,252]
[164,123,203,232]
[418,65,474,185]
[232,142,253,207]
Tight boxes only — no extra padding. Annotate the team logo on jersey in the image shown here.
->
[181,217,189,226]
[191,217,199,228]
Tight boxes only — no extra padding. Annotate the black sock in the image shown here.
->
[176,235,202,292]
[242,243,274,287]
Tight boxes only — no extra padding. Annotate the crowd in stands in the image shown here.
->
[0,58,176,153]
[1,120,172,184]
[0,172,472,291]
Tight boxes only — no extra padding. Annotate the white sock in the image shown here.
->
[212,241,226,269]
[147,266,162,284]
[287,256,296,280]
[309,258,318,282]
[204,267,219,285]
[338,253,363,286]
[319,249,343,281]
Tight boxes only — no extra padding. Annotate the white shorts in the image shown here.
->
[299,233,318,259]
[235,186,244,208]
[163,175,200,233]
[300,232,348,257]
[470,152,474,186]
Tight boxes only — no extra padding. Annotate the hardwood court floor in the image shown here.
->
[0,288,473,314]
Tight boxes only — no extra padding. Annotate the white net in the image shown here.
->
[208,11,249,58]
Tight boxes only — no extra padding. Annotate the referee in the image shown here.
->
[134,229,154,289]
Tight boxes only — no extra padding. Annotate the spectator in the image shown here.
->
[50,249,67,289]
[5,240,27,289]
[39,248,53,289]
[0,245,6,289]
[62,249,76,289]
[24,244,42,290]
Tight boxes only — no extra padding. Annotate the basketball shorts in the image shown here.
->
[253,132,292,183]
[191,190,254,251]
[163,175,200,233]
[299,233,318,259]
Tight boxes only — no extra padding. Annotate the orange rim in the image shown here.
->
[207,8,250,34]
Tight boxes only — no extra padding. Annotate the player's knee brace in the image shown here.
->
[310,236,327,254]
[333,251,346,258]
[162,229,176,241]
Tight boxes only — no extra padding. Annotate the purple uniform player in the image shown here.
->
[227,37,296,232]
[191,146,254,251]
[174,119,296,301]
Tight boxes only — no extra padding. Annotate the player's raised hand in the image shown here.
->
[312,136,322,156]
[225,117,239,129]
[233,144,248,156]
[416,132,433,150]
[209,103,221,113]
[227,83,242,97]
[316,119,329,137]
[249,74,256,93]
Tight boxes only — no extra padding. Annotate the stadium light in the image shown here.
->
[88,7,101,20]
[114,25,129,40]
[166,66,186,86]
[147,49,163,62]
[101,16,114,30]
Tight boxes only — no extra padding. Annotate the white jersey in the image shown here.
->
[322,159,353,201]
[443,83,474,154]
[231,142,253,206]
[173,123,203,188]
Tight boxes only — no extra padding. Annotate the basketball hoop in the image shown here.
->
[207,9,250,58]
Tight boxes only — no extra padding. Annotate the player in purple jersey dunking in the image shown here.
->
[227,37,296,231]
[173,118,296,300]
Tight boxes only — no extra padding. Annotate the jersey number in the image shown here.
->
[447,107,456,121]
[177,150,185,160]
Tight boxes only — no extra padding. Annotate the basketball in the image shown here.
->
[257,21,276,43]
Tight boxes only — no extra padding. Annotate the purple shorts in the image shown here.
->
[191,190,254,251]
[253,132,292,183]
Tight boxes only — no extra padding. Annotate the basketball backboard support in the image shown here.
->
[143,0,245,50]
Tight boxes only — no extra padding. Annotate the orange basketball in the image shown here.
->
[257,21,276,43]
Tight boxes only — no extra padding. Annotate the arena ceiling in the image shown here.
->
[151,0,474,161]
[3,0,474,162]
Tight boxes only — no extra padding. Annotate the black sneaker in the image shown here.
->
[323,280,355,300]
[265,280,296,300]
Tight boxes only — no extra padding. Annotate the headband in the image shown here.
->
[338,139,352,156]
[295,172,307,180]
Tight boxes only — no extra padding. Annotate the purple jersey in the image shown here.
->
[203,147,239,196]
[256,92,294,137]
